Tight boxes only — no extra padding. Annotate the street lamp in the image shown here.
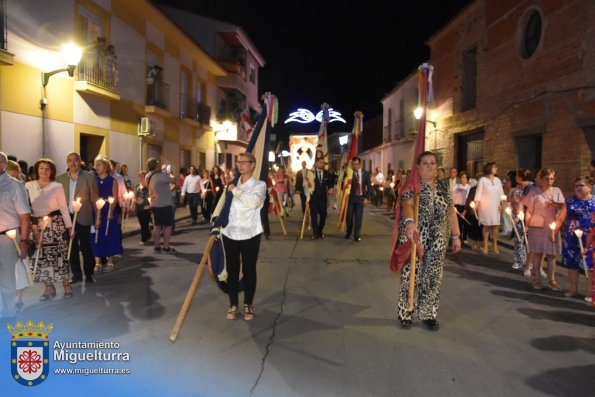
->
[41,43,83,87]
[413,106,437,128]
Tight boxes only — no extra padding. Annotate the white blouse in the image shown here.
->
[222,176,266,240]
[25,181,72,228]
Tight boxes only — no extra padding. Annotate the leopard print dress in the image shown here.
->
[397,181,452,321]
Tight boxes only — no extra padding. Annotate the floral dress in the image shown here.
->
[562,195,595,272]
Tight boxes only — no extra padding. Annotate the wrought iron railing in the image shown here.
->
[77,52,118,91]
[179,94,198,120]
[147,81,169,110]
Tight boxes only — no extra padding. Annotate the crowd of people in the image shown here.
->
[1,148,593,326]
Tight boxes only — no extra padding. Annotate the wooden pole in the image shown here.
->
[275,195,287,235]
[406,193,420,313]
[300,200,310,239]
[170,234,216,342]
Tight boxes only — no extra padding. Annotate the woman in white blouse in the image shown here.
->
[473,162,505,254]
[222,152,266,321]
[25,159,73,300]
[452,171,471,245]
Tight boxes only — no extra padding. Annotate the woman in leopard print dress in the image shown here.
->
[398,151,461,330]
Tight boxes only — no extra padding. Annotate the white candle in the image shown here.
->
[469,201,479,219]
[6,229,20,256]
[500,194,507,201]
[33,216,50,276]
[505,207,521,242]
[105,196,115,236]
[574,229,584,252]
[95,199,106,243]
[549,222,556,242]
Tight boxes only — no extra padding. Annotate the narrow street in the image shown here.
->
[4,206,593,396]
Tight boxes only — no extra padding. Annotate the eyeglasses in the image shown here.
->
[237,161,253,165]
[575,184,587,188]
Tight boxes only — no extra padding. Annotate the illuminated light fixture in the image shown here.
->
[413,107,437,128]
[41,43,83,87]
[284,108,346,124]
[268,151,275,162]
[338,135,349,146]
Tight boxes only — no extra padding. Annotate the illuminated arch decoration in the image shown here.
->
[284,108,346,124]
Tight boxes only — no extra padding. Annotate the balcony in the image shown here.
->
[75,51,120,100]
[197,102,211,126]
[146,81,171,118]
[179,94,199,127]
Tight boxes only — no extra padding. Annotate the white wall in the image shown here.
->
[1,111,43,163]
[112,16,146,104]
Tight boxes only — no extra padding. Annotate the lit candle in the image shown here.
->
[379,186,384,192]
[389,182,395,188]
[67,197,82,260]
[549,222,556,242]
[105,196,115,236]
[517,211,530,251]
[33,216,50,275]
[574,229,590,278]
[500,194,507,202]
[95,198,105,243]
[469,201,479,219]
[215,186,220,192]
[505,207,521,242]
[6,229,20,257]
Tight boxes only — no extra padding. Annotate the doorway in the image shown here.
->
[457,130,485,178]
[80,134,104,166]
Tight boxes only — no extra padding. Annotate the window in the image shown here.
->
[249,65,256,84]
[75,3,105,45]
[147,144,162,163]
[1,0,6,51]
[180,149,191,169]
[399,99,405,138]
[461,47,477,112]
[515,135,542,170]
[520,10,542,59]
[457,131,484,177]
[387,108,392,142]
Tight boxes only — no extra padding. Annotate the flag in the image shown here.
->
[337,111,364,232]
[389,63,433,272]
[317,103,330,169]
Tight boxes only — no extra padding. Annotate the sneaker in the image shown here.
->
[585,297,593,303]
[512,263,520,270]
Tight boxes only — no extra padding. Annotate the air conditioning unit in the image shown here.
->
[139,117,152,136]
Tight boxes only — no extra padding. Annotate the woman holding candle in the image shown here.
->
[452,171,471,246]
[509,169,529,271]
[273,165,289,217]
[473,162,505,254]
[560,176,595,301]
[525,168,565,290]
[91,155,122,272]
[25,159,73,300]
[212,165,226,208]
[200,169,215,221]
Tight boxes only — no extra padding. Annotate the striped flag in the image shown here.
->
[390,63,433,272]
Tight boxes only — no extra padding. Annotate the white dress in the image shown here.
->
[474,176,504,225]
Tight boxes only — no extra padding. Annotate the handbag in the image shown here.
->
[528,214,545,228]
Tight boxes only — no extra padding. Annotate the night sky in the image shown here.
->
[153,0,471,140]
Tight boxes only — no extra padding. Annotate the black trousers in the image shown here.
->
[309,198,327,237]
[223,234,261,307]
[187,193,200,222]
[299,192,307,214]
[69,218,95,279]
[137,209,152,242]
[201,192,214,221]
[346,196,365,238]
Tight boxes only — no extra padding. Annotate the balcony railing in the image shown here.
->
[77,52,118,91]
[147,81,169,110]
[0,0,6,51]
[198,102,211,125]
[179,94,198,120]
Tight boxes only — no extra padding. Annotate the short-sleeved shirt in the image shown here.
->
[0,172,31,230]
[146,171,173,208]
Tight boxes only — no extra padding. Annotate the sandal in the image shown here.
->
[226,305,238,320]
[63,284,74,300]
[548,280,561,291]
[40,285,56,301]
[243,305,254,321]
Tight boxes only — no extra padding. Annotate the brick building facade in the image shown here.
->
[426,0,595,193]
